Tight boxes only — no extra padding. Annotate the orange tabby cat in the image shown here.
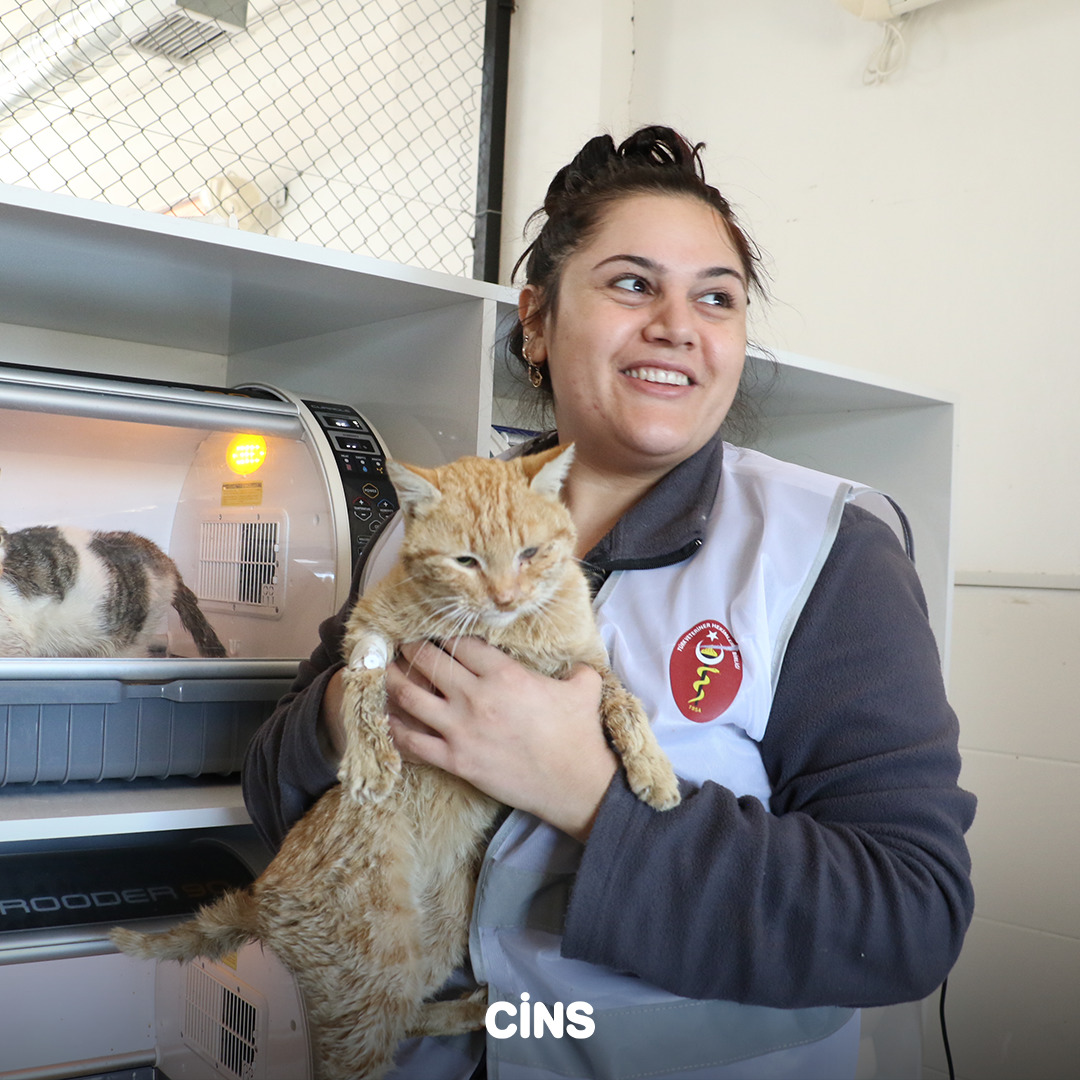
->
[111,445,680,1080]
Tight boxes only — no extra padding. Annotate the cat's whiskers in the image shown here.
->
[442,607,481,650]
[416,597,471,637]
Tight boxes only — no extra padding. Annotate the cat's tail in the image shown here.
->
[110,888,258,962]
[172,579,228,658]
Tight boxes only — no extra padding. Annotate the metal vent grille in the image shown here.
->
[184,963,259,1080]
[198,518,282,612]
[130,11,232,64]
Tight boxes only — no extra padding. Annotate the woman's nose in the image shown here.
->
[642,295,696,348]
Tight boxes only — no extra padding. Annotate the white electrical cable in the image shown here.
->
[863,16,908,84]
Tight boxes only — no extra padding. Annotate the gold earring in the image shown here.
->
[523,334,544,388]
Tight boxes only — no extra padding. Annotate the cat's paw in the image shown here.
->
[624,754,682,811]
[338,742,402,804]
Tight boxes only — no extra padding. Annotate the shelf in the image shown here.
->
[0,184,514,356]
[0,778,250,842]
[0,185,519,467]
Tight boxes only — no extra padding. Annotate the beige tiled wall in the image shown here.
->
[924,585,1080,1079]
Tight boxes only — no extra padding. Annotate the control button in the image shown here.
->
[377,498,396,518]
[362,483,381,499]
[334,434,376,454]
[338,453,371,472]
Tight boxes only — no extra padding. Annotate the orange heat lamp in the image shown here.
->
[226,434,267,476]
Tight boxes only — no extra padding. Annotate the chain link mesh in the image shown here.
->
[0,0,487,276]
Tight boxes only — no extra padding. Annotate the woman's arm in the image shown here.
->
[561,505,977,1009]
[241,596,352,852]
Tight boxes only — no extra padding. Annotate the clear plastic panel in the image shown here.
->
[0,396,342,661]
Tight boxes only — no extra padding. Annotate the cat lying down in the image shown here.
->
[111,445,679,1080]
[0,524,226,658]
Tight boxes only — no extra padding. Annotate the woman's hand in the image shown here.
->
[385,638,618,841]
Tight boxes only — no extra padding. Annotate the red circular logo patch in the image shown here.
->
[669,620,743,722]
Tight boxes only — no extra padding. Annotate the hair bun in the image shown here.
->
[543,127,707,215]
[615,126,705,178]
[543,134,618,211]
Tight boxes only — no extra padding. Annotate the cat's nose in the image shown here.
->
[491,587,519,610]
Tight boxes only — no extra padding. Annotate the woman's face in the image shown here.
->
[521,193,749,481]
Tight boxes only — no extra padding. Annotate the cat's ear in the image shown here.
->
[386,461,442,518]
[522,443,575,500]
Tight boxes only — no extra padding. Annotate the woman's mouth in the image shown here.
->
[623,366,692,386]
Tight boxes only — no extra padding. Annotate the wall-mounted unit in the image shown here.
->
[0,0,248,113]
[837,0,943,19]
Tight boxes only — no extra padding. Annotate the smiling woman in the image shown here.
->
[241,125,976,1080]
[518,193,751,551]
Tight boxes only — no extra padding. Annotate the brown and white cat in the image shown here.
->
[110,445,680,1080]
[0,524,226,658]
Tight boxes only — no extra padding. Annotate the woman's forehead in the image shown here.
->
[572,193,743,275]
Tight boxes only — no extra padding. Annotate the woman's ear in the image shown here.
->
[518,285,547,363]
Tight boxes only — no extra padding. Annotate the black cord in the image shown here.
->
[939,977,955,1080]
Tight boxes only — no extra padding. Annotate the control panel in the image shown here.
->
[300,398,399,563]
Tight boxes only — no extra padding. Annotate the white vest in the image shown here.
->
[378,446,904,1080]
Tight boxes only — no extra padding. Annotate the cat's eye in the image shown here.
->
[456,555,479,567]
[520,547,539,560]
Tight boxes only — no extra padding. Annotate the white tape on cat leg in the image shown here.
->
[349,633,390,671]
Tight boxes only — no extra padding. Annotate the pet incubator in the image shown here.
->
[0,361,397,1078]
[0,360,397,784]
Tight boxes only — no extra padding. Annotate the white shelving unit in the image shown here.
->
[0,186,954,1080]
[0,182,520,469]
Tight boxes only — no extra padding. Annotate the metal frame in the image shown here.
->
[473,0,514,283]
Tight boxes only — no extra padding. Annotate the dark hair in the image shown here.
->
[508,125,766,406]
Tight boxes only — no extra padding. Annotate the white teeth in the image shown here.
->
[625,367,691,386]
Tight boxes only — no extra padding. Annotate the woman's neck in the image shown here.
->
[563,459,666,558]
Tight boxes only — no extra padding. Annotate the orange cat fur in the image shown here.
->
[111,445,680,1080]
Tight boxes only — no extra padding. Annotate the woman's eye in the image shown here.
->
[456,555,479,568]
[611,274,649,294]
[700,290,734,308]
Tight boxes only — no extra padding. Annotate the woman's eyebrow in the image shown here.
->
[592,253,746,288]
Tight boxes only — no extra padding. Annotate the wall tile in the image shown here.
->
[958,750,1080,939]
[950,587,1080,762]
[922,917,1080,1080]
